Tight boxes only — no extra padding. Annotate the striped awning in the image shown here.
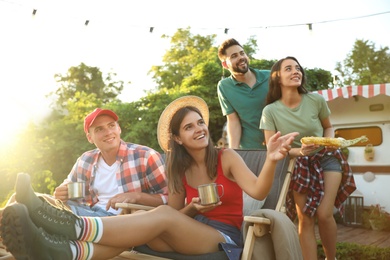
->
[312,83,390,101]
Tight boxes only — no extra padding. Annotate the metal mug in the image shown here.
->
[197,183,224,205]
[67,182,85,199]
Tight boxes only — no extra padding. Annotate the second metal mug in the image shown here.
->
[67,182,85,199]
[197,183,224,205]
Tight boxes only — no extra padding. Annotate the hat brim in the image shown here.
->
[157,96,209,152]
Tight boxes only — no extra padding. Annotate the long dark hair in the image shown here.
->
[165,106,218,194]
[266,56,308,105]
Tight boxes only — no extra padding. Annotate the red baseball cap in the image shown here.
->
[84,108,119,134]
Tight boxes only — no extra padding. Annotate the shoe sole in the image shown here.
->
[0,204,32,260]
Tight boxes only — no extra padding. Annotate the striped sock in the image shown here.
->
[77,217,103,242]
[70,241,93,260]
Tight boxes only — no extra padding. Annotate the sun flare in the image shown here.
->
[0,102,29,149]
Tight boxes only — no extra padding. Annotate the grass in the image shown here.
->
[317,241,390,260]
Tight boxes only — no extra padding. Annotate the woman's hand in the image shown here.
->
[190,197,222,213]
[299,143,319,156]
[267,131,299,161]
[300,140,339,156]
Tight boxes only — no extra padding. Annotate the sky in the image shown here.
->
[0,0,390,147]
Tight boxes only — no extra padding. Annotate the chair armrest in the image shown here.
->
[243,216,271,236]
[244,216,271,225]
[115,203,155,214]
[242,216,271,260]
[275,158,296,213]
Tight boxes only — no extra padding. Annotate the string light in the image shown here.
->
[84,10,390,32]
[1,1,389,33]
[247,11,390,30]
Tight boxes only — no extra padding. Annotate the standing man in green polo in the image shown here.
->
[217,38,270,149]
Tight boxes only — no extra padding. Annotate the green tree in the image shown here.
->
[242,36,259,60]
[50,63,124,110]
[335,39,390,85]
[150,28,218,90]
[250,59,277,70]
[305,68,333,91]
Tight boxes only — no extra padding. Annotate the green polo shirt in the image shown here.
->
[217,68,270,149]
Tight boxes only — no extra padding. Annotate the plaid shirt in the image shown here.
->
[286,148,356,220]
[65,140,168,207]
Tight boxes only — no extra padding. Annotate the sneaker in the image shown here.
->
[0,203,73,260]
[14,172,82,240]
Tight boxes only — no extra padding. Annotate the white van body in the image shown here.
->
[313,83,390,211]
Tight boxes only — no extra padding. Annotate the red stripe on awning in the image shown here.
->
[313,83,390,101]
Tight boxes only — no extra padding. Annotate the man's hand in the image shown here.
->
[106,192,141,211]
[53,184,69,202]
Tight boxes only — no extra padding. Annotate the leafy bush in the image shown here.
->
[317,241,390,260]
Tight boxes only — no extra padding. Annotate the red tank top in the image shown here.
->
[183,149,243,229]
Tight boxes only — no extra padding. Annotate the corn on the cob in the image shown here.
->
[300,135,368,148]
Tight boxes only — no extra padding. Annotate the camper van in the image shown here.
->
[314,83,390,212]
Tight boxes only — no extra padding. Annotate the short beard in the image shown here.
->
[232,62,249,74]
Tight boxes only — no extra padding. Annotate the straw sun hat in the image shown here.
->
[157,95,209,152]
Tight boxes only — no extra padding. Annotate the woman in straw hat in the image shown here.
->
[1,96,298,260]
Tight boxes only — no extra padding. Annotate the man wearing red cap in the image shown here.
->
[44,108,169,216]
[51,108,168,216]
[44,108,168,216]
